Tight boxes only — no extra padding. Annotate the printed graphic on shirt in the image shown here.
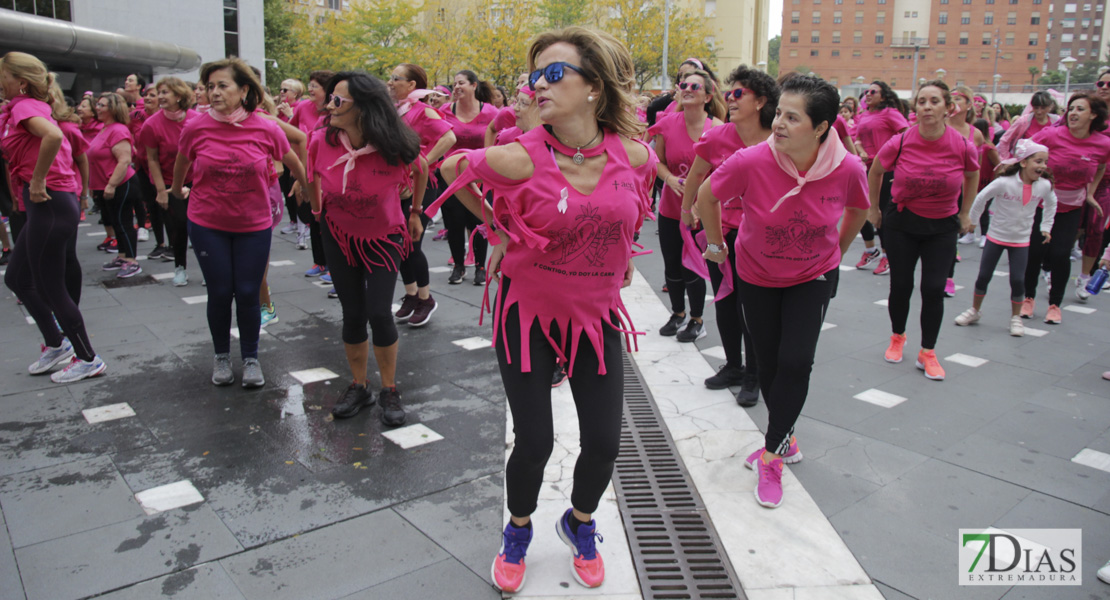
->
[764,210,827,258]
[209,152,262,195]
[901,167,950,199]
[547,202,623,270]
[323,180,379,220]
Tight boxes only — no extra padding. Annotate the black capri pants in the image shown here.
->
[320,214,400,347]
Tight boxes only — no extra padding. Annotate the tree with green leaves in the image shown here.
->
[262,0,299,85]
[768,35,780,77]
[537,0,598,29]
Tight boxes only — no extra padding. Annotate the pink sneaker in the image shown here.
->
[556,509,605,588]
[855,248,880,269]
[491,521,531,593]
[872,256,890,276]
[944,278,956,297]
[745,437,802,469]
[754,453,785,508]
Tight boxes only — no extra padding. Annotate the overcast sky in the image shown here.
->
[770,0,782,38]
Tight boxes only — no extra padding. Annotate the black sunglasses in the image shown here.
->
[528,62,588,90]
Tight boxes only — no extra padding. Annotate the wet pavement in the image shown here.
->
[1,212,1109,599]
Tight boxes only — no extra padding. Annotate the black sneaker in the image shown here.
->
[379,386,406,427]
[659,313,687,337]
[0,248,9,265]
[147,244,167,260]
[394,294,419,322]
[676,319,706,343]
[331,383,374,419]
[736,370,760,407]
[448,265,465,284]
[473,267,486,286]
[705,364,744,390]
[551,364,568,388]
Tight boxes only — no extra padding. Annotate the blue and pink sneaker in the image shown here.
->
[556,508,605,588]
[491,521,531,593]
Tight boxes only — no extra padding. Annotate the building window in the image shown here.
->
[982,32,992,44]
[941,0,948,4]
[986,0,993,4]
[984,11,993,23]
[1080,48,1088,55]
[1061,48,1072,57]
[876,33,884,43]
[813,11,821,23]
[853,49,862,57]
[1061,33,1074,42]
[327,0,340,8]
[877,11,885,23]
[1084,2,1091,9]
[832,50,841,56]
[791,10,800,23]
[1028,33,1038,45]
[224,0,239,57]
[1065,2,1076,10]
[811,49,820,56]
[854,31,863,43]
[789,49,799,57]
[937,32,947,44]
[959,52,968,59]
[939,11,948,23]
[960,32,969,44]
[833,31,842,42]
[937,51,946,58]
[830,78,839,85]
[812,32,821,42]
[835,0,842,5]
[790,30,799,43]
[855,10,863,23]
[1082,18,1091,26]
[963,0,971,4]
[961,11,970,23]
[1030,12,1039,24]
[1027,52,1036,59]
[981,53,991,60]
[1081,33,1089,40]
[7,0,71,20]
[875,51,884,57]
[1061,18,1076,27]
[833,10,842,22]
[904,10,911,16]
[1005,32,1015,44]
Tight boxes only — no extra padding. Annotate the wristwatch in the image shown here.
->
[706,242,724,254]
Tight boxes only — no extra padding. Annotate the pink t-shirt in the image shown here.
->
[855,107,908,159]
[1025,118,1051,139]
[1031,125,1110,210]
[647,111,713,219]
[401,101,453,160]
[444,102,499,151]
[877,126,979,219]
[491,106,516,133]
[79,119,103,142]
[307,128,411,270]
[0,96,80,195]
[179,112,291,232]
[495,126,526,146]
[58,120,89,192]
[138,109,201,185]
[289,100,327,135]
[427,127,658,376]
[129,107,151,166]
[86,122,135,191]
[693,122,751,230]
[711,142,869,288]
[833,115,849,140]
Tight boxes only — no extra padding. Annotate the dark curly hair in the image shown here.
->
[782,75,840,143]
[868,80,902,113]
[1067,91,1108,132]
[726,65,780,130]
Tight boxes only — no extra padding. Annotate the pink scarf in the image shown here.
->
[328,130,376,194]
[765,129,848,212]
[396,90,435,117]
[163,108,186,122]
[208,106,249,127]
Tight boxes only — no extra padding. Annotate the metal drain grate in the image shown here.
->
[612,353,745,600]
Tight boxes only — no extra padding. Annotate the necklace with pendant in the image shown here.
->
[553,128,602,164]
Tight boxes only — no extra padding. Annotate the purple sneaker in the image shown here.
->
[754,454,784,508]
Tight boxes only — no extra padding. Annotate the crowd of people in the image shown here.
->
[3,26,1110,593]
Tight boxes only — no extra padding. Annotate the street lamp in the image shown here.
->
[992,73,1002,103]
[936,68,947,80]
[757,61,767,72]
[1061,56,1078,99]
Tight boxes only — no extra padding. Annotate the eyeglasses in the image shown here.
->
[724,88,747,101]
[389,75,409,82]
[678,82,704,92]
[864,89,878,96]
[329,94,353,109]
[1097,81,1110,88]
[528,62,588,90]
[280,88,290,93]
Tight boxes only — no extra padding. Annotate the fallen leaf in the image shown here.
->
[202,451,209,456]
[353,462,362,467]
[353,447,362,450]
[285,461,294,465]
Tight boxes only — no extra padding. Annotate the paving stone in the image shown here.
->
[221,509,448,600]
[95,562,247,600]
[16,504,242,600]
[84,323,160,349]
[977,401,1110,460]
[789,462,882,519]
[394,474,504,579]
[342,558,498,599]
[871,581,917,600]
[0,455,145,548]
[0,508,25,600]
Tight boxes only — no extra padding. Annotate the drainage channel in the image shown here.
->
[611,353,746,600]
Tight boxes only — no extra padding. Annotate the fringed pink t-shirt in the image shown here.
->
[307,128,412,271]
[429,127,658,376]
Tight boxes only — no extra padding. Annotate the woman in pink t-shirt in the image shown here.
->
[140,76,198,286]
[75,96,102,143]
[1,52,105,383]
[1027,92,1110,320]
[854,80,909,275]
[1082,70,1110,297]
[436,28,656,593]
[998,91,1059,159]
[289,70,335,274]
[192,81,210,113]
[680,64,779,404]
[171,58,307,388]
[441,69,499,285]
[648,69,725,342]
[868,80,979,381]
[309,71,428,428]
[275,78,306,235]
[492,86,540,146]
[89,92,143,278]
[131,85,161,254]
[387,62,457,328]
[700,75,869,509]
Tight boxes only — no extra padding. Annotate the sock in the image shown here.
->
[510,519,531,530]
[569,513,590,535]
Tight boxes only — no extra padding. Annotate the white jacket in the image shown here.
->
[969,175,1057,245]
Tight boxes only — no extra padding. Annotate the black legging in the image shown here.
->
[657,215,706,318]
[164,192,189,268]
[399,187,434,289]
[1025,207,1082,307]
[296,201,327,268]
[4,188,96,362]
[438,172,487,268]
[100,173,142,260]
[279,170,298,226]
[975,241,1029,303]
[710,229,756,374]
[737,268,837,455]
[883,207,959,350]
[498,278,623,517]
[320,217,400,347]
[137,171,166,247]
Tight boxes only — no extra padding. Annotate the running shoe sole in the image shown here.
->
[554,518,602,588]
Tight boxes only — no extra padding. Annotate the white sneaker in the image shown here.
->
[1076,277,1090,303]
[137,227,149,242]
[1098,559,1110,584]
[978,236,987,248]
[296,229,308,250]
[957,233,976,245]
[954,307,980,326]
[1009,316,1024,337]
[172,265,188,287]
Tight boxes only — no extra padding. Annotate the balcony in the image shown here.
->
[889,36,930,48]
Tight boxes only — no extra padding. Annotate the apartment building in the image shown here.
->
[781,0,1044,92]
[1045,1,1110,68]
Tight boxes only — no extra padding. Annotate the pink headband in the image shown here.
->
[517,85,535,98]
[432,85,451,96]
[996,139,1049,171]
